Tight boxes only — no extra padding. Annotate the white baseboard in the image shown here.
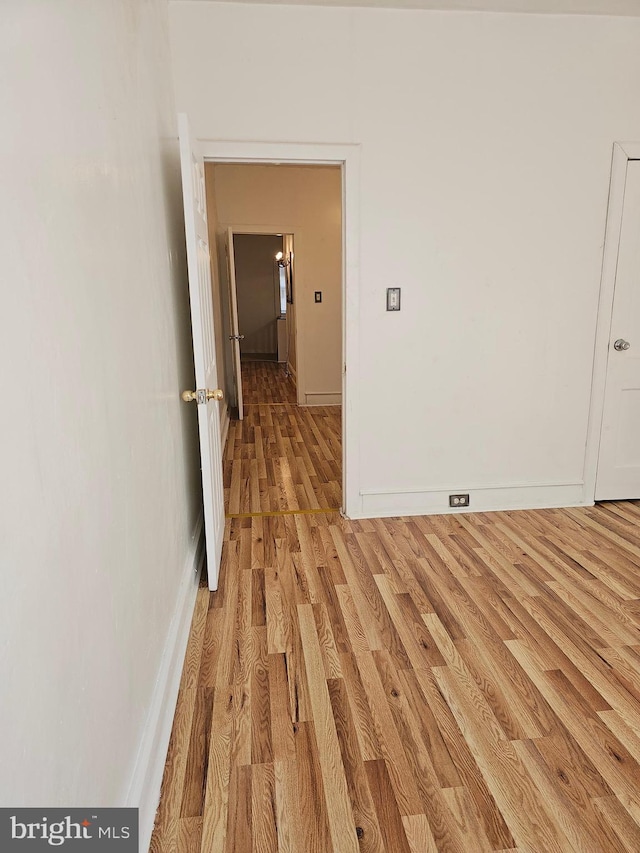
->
[220,403,230,451]
[126,513,205,852]
[304,391,342,406]
[355,482,589,519]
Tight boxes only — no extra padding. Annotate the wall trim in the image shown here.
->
[197,139,361,519]
[304,391,342,406]
[126,513,205,853]
[356,482,588,519]
[584,141,640,504]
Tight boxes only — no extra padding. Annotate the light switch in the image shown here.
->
[386,287,401,311]
[314,291,322,303]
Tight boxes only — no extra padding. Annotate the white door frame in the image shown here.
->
[225,227,245,420]
[584,141,640,501]
[199,140,362,518]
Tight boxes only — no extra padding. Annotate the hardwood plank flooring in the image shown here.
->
[241,359,297,405]
[224,405,341,515]
[227,360,341,515]
[150,499,640,852]
[151,387,640,851]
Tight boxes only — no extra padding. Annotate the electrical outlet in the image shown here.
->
[449,494,470,508]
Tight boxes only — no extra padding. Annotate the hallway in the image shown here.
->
[149,362,640,852]
[241,360,297,406]
[225,361,342,515]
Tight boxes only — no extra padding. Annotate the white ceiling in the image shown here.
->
[172,0,640,15]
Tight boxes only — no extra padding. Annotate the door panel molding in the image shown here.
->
[584,142,640,502]
[178,114,226,587]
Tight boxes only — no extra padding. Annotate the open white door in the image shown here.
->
[596,159,640,500]
[226,228,244,420]
[178,114,225,590]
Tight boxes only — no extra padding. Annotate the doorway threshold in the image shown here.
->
[226,506,339,519]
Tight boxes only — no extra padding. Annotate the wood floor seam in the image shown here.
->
[226,507,340,520]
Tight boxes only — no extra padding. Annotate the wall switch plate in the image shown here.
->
[387,287,401,311]
[314,291,322,303]
[449,494,470,508]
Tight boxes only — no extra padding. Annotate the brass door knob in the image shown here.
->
[181,389,224,403]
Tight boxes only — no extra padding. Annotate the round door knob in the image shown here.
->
[181,389,224,403]
[614,339,631,351]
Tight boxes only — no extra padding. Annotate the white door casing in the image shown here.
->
[227,227,244,421]
[178,114,225,589]
[595,157,640,500]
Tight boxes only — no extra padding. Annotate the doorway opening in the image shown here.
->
[229,230,297,411]
[203,161,344,517]
[234,233,285,364]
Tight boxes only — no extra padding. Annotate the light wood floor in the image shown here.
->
[151,388,640,851]
[241,360,297,405]
[226,361,341,515]
[224,405,341,516]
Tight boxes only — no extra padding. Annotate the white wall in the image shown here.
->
[0,0,200,839]
[210,163,342,404]
[170,2,640,515]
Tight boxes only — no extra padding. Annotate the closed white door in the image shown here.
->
[596,160,640,500]
[226,227,244,420]
[178,114,225,589]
